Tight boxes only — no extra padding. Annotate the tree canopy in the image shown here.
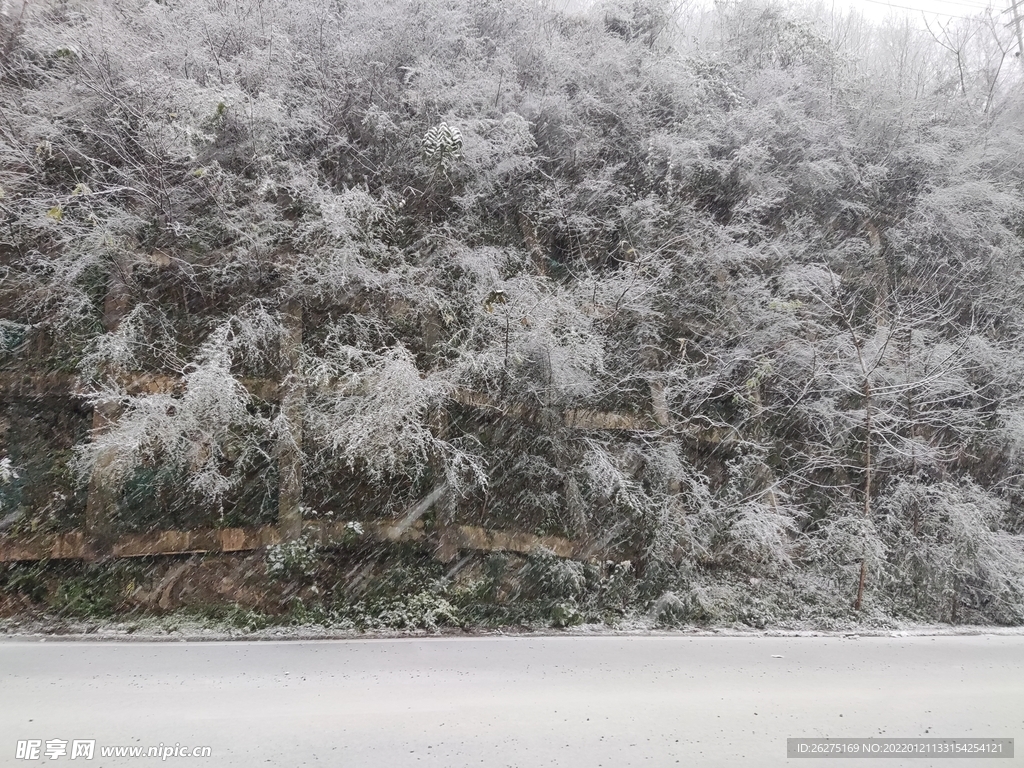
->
[2,0,1024,624]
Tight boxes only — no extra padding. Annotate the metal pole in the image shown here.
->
[1010,0,1024,63]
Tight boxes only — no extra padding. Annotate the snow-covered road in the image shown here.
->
[1,634,1020,767]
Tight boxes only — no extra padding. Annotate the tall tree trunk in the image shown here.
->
[855,377,872,611]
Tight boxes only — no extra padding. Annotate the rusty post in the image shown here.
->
[277,297,304,541]
[84,253,133,560]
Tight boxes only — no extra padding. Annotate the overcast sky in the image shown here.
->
[554,0,1015,25]
[841,0,1008,20]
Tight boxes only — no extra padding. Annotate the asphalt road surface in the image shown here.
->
[1,634,1020,767]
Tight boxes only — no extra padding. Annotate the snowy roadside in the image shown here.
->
[2,615,1023,642]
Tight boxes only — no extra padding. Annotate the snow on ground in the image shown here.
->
[1,634,1020,767]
